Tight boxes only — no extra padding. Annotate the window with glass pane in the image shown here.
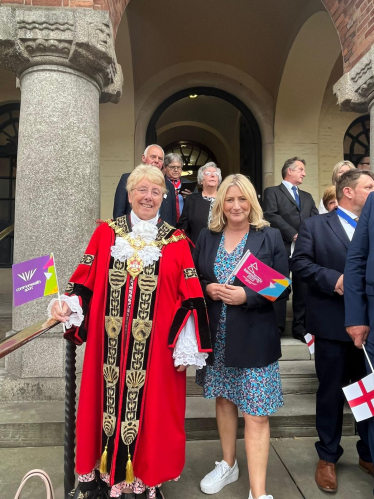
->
[344,115,370,164]
[0,103,19,268]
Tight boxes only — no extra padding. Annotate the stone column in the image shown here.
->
[333,45,374,170]
[0,6,123,398]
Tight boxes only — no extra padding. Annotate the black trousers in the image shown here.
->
[291,271,307,337]
[315,336,372,463]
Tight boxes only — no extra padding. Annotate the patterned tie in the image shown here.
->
[172,179,181,222]
[291,185,300,208]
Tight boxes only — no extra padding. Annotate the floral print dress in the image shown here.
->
[196,233,283,416]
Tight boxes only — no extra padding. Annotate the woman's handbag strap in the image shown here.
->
[14,469,55,499]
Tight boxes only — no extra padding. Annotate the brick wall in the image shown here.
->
[322,0,374,72]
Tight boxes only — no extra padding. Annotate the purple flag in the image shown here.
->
[12,254,58,307]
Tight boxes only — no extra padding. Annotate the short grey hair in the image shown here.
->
[281,157,306,179]
[164,153,183,168]
[143,144,165,158]
[197,162,222,185]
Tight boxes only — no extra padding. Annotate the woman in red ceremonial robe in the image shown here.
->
[49,165,212,499]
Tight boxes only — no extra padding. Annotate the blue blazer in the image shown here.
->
[291,209,351,342]
[193,226,289,368]
[344,192,374,342]
[113,173,177,226]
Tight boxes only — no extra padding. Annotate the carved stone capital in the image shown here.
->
[0,6,123,103]
[333,46,374,113]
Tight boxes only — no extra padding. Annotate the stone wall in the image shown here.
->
[0,0,129,37]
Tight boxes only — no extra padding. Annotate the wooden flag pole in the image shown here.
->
[51,252,66,333]
[363,344,374,374]
[224,250,251,285]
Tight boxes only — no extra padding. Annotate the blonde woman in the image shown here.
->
[318,161,355,213]
[194,174,289,499]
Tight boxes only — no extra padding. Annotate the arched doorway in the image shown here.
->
[0,102,19,268]
[146,87,262,194]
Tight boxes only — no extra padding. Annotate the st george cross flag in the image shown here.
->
[343,373,374,422]
[12,254,58,307]
[305,333,315,355]
[232,250,291,301]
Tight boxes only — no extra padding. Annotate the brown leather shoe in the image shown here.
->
[315,459,337,493]
[359,458,374,476]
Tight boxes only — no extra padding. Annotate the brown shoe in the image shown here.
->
[359,458,374,476]
[315,459,337,493]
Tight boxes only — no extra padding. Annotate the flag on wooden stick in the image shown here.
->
[227,250,291,301]
[12,254,59,307]
[305,333,315,355]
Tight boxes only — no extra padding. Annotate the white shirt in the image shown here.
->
[282,180,299,200]
[318,198,328,214]
[337,205,357,241]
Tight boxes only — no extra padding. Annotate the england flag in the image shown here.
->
[304,333,315,355]
[343,373,374,422]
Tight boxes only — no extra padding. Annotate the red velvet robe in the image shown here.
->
[63,217,211,487]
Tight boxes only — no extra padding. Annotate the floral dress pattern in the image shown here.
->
[196,233,284,416]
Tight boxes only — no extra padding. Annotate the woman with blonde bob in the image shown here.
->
[318,160,356,213]
[194,174,289,499]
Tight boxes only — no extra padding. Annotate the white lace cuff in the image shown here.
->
[173,315,208,370]
[47,295,84,329]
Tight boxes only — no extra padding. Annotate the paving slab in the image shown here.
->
[0,446,64,499]
[0,440,302,499]
[163,439,302,499]
[272,436,373,498]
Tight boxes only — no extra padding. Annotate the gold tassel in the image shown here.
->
[99,442,108,474]
[125,447,134,483]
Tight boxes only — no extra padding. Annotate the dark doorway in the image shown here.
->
[146,87,262,194]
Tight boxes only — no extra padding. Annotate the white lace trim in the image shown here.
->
[173,315,208,369]
[111,212,162,265]
[130,210,159,227]
[111,237,162,266]
[47,294,84,329]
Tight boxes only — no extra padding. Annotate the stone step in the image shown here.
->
[0,394,354,448]
[185,394,355,440]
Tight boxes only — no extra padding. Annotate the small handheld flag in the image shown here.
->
[305,333,315,355]
[13,254,59,307]
[343,345,374,422]
[228,250,291,301]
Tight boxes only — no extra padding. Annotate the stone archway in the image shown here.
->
[133,61,274,189]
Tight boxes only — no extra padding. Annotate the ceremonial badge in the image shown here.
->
[127,255,143,278]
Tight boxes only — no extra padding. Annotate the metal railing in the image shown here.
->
[0,223,14,242]
[0,319,77,498]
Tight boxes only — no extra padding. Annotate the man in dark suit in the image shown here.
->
[263,157,318,341]
[112,144,177,226]
[345,189,374,477]
[292,170,374,493]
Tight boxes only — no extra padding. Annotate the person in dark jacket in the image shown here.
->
[112,144,177,226]
[291,170,374,493]
[263,157,319,342]
[194,174,289,499]
[178,162,221,244]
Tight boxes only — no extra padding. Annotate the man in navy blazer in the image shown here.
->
[345,188,374,477]
[263,157,318,341]
[112,144,177,226]
[292,170,374,493]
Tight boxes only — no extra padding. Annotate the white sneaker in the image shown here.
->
[248,491,273,499]
[200,459,239,494]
